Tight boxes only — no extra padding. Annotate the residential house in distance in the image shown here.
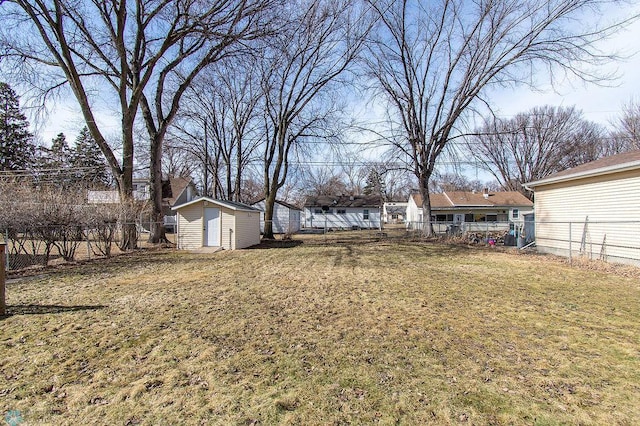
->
[88,176,197,232]
[406,189,533,233]
[251,198,302,234]
[303,195,382,230]
[383,201,408,224]
[172,197,261,250]
[159,177,197,232]
[526,150,640,266]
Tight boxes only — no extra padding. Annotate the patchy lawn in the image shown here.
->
[1,240,639,425]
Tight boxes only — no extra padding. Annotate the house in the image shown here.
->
[525,150,640,266]
[303,195,382,230]
[89,176,197,232]
[160,177,197,232]
[406,190,533,233]
[383,201,408,224]
[172,197,261,250]
[251,198,302,234]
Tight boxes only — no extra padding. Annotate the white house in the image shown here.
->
[88,176,197,232]
[383,201,408,224]
[172,197,261,250]
[251,198,302,234]
[303,195,382,230]
[526,150,640,266]
[406,190,533,232]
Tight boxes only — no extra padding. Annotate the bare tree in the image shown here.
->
[382,166,414,201]
[365,0,637,235]
[171,58,263,202]
[162,140,199,180]
[2,0,273,246]
[467,105,607,198]
[339,153,368,195]
[300,165,348,197]
[259,0,373,239]
[138,2,273,242]
[611,99,640,151]
[429,172,495,193]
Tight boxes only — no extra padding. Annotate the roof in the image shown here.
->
[162,176,193,206]
[411,191,532,208]
[304,194,382,208]
[172,196,261,212]
[526,150,640,188]
[384,205,406,214]
[251,198,302,211]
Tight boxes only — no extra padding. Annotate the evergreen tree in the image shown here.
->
[0,82,36,171]
[363,167,387,201]
[71,127,110,187]
[36,132,72,187]
[45,132,71,168]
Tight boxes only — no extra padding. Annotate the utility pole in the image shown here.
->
[0,244,6,316]
[203,118,209,197]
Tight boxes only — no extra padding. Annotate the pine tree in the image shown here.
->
[35,132,72,187]
[71,126,110,187]
[363,167,387,201]
[46,132,71,168]
[0,82,36,171]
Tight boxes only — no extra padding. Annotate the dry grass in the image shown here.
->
[1,238,639,425]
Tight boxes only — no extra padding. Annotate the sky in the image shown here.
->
[26,1,640,184]
[488,5,640,127]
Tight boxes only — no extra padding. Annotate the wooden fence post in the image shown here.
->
[0,244,6,316]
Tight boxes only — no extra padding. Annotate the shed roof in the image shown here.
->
[411,191,532,208]
[172,196,261,212]
[251,198,302,211]
[304,194,382,208]
[526,150,640,188]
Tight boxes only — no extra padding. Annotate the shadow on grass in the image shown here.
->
[249,239,304,250]
[1,304,106,319]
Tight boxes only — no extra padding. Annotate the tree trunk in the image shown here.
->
[262,189,277,240]
[115,127,138,251]
[235,139,242,202]
[419,176,434,237]
[148,134,168,244]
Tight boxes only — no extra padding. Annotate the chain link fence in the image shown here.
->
[533,219,640,266]
[1,222,175,272]
[4,217,637,270]
[295,219,639,266]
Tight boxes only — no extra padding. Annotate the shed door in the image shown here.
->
[204,207,220,246]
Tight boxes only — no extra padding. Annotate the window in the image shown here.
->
[512,209,519,219]
[337,209,346,214]
[486,214,497,222]
[363,209,369,220]
[314,208,323,214]
[434,214,453,222]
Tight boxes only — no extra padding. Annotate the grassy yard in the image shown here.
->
[1,239,639,425]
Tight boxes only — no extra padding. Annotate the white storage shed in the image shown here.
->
[251,198,302,234]
[173,197,261,250]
